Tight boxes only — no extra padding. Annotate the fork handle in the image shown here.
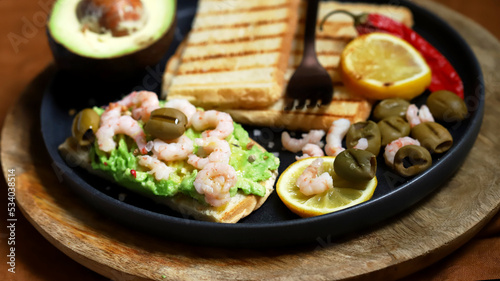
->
[302,0,320,65]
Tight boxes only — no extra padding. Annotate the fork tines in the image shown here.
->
[284,98,326,111]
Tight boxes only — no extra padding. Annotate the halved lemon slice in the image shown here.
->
[276,157,377,218]
[340,32,432,100]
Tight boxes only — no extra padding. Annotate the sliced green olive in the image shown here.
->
[411,122,453,153]
[427,90,468,122]
[334,149,377,182]
[72,108,100,146]
[372,98,410,121]
[377,116,411,146]
[346,121,381,155]
[144,108,187,140]
[394,145,432,177]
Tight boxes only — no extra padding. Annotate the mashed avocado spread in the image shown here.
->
[89,107,279,205]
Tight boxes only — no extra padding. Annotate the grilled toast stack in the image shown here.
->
[162,0,414,131]
[162,0,301,109]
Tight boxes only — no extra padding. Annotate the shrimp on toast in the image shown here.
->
[96,103,148,154]
[164,98,197,126]
[194,162,238,207]
[118,91,160,122]
[137,155,176,181]
[152,135,194,162]
[191,110,234,139]
[187,137,231,170]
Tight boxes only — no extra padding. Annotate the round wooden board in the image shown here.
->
[2,1,500,280]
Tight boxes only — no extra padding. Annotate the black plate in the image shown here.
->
[41,0,484,248]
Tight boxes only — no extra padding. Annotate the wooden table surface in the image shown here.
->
[1,0,499,280]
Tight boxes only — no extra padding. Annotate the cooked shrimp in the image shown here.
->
[353,138,369,150]
[418,105,435,123]
[117,91,160,122]
[137,155,175,181]
[187,137,231,169]
[96,114,148,154]
[164,99,197,126]
[384,136,421,166]
[407,104,435,128]
[281,130,325,153]
[194,162,237,207]
[296,158,333,196]
[325,118,351,156]
[100,102,122,124]
[152,135,194,162]
[191,110,234,139]
[406,104,421,128]
[296,143,325,160]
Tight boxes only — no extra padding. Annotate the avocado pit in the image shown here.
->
[77,0,147,37]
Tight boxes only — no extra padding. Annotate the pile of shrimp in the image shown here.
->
[190,110,236,207]
[94,91,237,207]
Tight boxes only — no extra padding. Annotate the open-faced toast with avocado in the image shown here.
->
[58,91,279,223]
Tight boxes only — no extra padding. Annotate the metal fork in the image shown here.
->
[284,0,333,110]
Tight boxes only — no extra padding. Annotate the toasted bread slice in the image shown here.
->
[58,138,277,223]
[223,86,372,131]
[161,0,301,109]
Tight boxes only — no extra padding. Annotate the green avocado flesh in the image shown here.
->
[48,0,175,58]
[89,108,279,205]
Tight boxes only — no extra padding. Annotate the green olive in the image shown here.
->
[144,108,187,140]
[334,149,377,182]
[377,116,411,146]
[393,145,432,177]
[346,121,381,155]
[372,98,410,121]
[411,122,453,153]
[427,90,468,122]
[71,108,100,146]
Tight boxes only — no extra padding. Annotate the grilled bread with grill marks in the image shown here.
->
[161,0,301,109]
[163,1,413,131]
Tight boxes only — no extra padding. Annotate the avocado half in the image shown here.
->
[47,0,176,79]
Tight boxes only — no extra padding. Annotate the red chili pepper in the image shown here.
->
[130,169,137,178]
[320,10,464,99]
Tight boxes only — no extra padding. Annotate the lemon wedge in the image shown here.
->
[276,157,377,218]
[340,32,432,100]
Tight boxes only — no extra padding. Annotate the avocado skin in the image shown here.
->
[47,4,176,81]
